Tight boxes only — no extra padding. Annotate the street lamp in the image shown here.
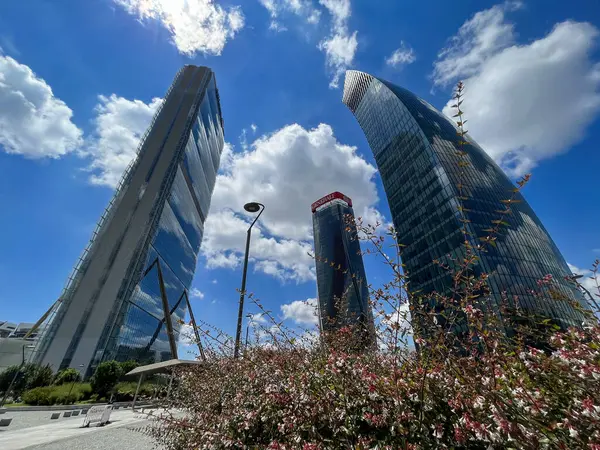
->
[234,202,265,358]
[0,344,35,408]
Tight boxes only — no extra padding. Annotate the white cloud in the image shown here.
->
[0,54,82,158]
[211,123,379,241]
[433,1,522,87]
[379,302,412,336]
[202,122,382,282]
[318,31,358,88]
[212,279,218,284]
[258,0,321,31]
[250,123,258,134]
[205,249,241,269]
[202,209,315,282]
[114,0,244,56]
[385,42,416,68]
[239,127,248,151]
[219,141,235,172]
[190,287,205,299]
[375,302,413,352]
[319,0,350,24]
[434,3,600,176]
[281,298,319,325]
[318,0,358,88]
[178,323,196,346]
[257,0,356,88]
[84,94,161,187]
[248,313,268,325]
[568,262,599,297]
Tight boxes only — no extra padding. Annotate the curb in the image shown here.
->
[0,401,139,413]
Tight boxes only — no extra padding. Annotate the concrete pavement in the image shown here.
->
[0,409,160,450]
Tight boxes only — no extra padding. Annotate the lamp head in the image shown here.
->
[244,202,261,213]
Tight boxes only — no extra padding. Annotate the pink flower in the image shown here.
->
[454,427,466,444]
[302,444,319,450]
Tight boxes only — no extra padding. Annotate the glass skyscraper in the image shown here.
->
[342,70,588,337]
[312,192,375,343]
[33,66,224,374]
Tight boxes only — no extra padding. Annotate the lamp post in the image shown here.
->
[67,364,85,400]
[244,323,250,355]
[234,202,265,358]
[0,344,35,408]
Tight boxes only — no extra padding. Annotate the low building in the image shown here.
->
[0,321,17,338]
[0,322,44,371]
[9,323,38,339]
[0,338,35,371]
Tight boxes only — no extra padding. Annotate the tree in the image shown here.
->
[0,363,54,398]
[119,360,139,378]
[0,365,21,394]
[54,368,82,385]
[25,364,54,389]
[91,361,123,398]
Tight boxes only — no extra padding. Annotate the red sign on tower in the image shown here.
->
[311,192,353,213]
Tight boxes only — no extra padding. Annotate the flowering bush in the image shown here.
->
[150,83,600,449]
[151,266,599,449]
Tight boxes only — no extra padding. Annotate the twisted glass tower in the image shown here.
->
[312,192,375,343]
[343,70,588,336]
[34,66,223,374]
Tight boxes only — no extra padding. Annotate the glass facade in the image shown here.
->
[102,73,224,365]
[312,193,375,343]
[33,66,224,373]
[342,70,588,336]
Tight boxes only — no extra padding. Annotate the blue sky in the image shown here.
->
[0,0,599,357]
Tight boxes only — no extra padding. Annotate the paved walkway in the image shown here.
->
[0,409,159,450]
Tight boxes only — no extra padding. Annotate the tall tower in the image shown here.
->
[34,66,224,374]
[342,70,588,337]
[312,192,375,344]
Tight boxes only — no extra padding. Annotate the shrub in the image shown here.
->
[49,383,92,405]
[22,387,52,406]
[114,381,155,401]
[119,360,139,377]
[22,383,92,406]
[91,361,123,398]
[54,368,81,385]
[26,364,54,389]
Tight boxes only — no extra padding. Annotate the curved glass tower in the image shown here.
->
[312,192,375,344]
[34,66,223,374]
[343,70,588,336]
